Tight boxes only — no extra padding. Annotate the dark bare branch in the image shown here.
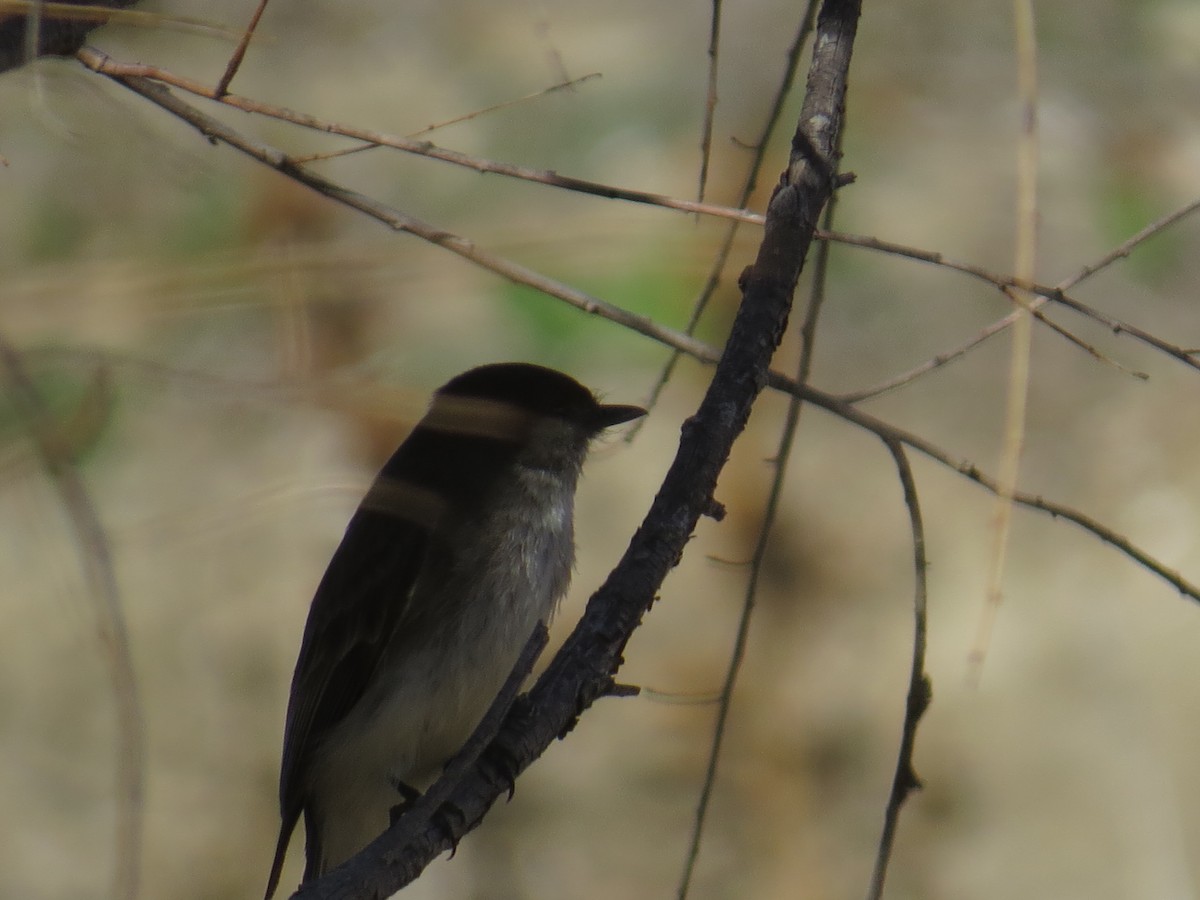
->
[866,439,931,900]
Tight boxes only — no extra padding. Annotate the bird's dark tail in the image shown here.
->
[264,808,301,900]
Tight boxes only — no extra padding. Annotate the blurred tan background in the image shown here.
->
[2,1,1200,898]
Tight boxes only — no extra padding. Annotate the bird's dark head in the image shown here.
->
[372,363,644,517]
[427,363,644,469]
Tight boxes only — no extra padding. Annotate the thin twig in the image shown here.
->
[866,439,931,900]
[971,0,1040,681]
[1042,289,1200,370]
[74,49,759,225]
[677,148,841,900]
[999,285,1147,379]
[840,288,1145,404]
[697,0,722,204]
[775,379,1200,604]
[0,337,144,900]
[213,0,270,96]
[839,197,1200,401]
[410,72,600,137]
[79,66,717,363]
[632,0,819,438]
[1059,196,1200,290]
[290,73,603,163]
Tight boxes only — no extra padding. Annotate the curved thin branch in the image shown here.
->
[836,199,1200,400]
[0,337,144,900]
[634,0,819,438]
[677,113,840,900]
[1059,196,1200,289]
[971,0,1041,682]
[866,439,930,900]
[74,48,761,225]
[697,0,722,204]
[293,74,604,161]
[777,377,1200,602]
[213,0,269,96]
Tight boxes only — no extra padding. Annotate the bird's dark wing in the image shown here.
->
[264,493,432,899]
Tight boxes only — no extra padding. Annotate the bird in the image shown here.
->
[264,362,645,898]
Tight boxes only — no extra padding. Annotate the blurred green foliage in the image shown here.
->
[1097,177,1181,284]
[0,358,116,466]
[495,253,700,366]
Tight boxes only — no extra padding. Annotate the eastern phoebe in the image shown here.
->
[264,362,645,899]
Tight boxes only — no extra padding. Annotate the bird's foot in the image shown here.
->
[388,778,421,824]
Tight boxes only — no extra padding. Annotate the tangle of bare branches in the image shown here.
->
[3,2,1198,898]
[292,1,862,895]
[49,43,1200,630]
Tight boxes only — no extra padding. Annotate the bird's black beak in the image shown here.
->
[594,403,647,429]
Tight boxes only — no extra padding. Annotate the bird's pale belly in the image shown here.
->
[305,515,569,873]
